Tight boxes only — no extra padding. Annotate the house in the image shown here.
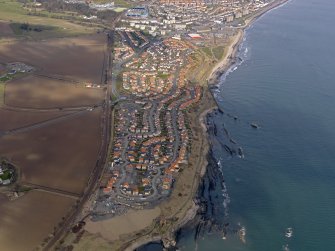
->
[133,187,139,196]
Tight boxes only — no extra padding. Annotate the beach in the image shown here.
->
[208,0,290,86]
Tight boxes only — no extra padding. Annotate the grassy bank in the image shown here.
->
[0,0,94,38]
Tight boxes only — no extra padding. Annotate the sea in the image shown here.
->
[139,0,335,250]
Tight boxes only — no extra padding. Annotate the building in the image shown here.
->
[127,7,149,18]
[160,0,205,7]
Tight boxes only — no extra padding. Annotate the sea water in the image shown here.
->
[176,0,335,250]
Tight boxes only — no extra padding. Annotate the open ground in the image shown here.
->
[4,75,103,108]
[0,34,106,83]
[0,19,107,250]
[0,191,76,251]
[0,0,95,38]
[0,108,102,194]
[0,109,74,131]
[0,21,14,37]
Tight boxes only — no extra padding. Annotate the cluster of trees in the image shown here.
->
[19,23,46,32]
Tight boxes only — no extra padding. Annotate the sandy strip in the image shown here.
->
[208,0,290,85]
[208,29,244,82]
[85,207,161,241]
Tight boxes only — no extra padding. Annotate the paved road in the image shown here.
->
[109,50,192,204]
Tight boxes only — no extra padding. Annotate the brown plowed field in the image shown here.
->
[0,191,75,251]
[5,75,103,108]
[0,109,73,131]
[0,108,102,194]
[0,21,13,36]
[0,34,106,83]
[0,32,106,250]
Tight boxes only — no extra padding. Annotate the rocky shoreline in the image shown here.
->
[132,1,290,250]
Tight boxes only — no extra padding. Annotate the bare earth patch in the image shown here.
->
[0,109,73,131]
[0,108,102,194]
[0,21,13,36]
[85,208,161,241]
[0,191,75,251]
[5,75,103,108]
[0,34,106,83]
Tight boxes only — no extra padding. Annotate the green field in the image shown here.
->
[212,45,225,60]
[0,0,94,38]
[201,45,225,61]
[113,7,127,12]
[92,0,131,7]
[7,22,75,39]
[114,0,131,7]
[10,22,55,34]
[201,47,212,58]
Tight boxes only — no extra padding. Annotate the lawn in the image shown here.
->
[157,72,170,79]
[212,45,225,60]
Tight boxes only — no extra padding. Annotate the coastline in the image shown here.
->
[121,88,217,251]
[208,0,290,87]
[126,1,291,250]
[122,1,291,250]
[70,1,291,250]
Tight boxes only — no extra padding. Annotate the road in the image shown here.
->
[21,182,81,200]
[109,50,192,204]
[1,103,101,113]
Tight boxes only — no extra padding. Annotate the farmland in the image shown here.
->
[0,108,102,194]
[5,75,103,108]
[0,34,106,83]
[0,109,74,131]
[0,17,107,250]
[0,191,76,251]
[0,21,14,37]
